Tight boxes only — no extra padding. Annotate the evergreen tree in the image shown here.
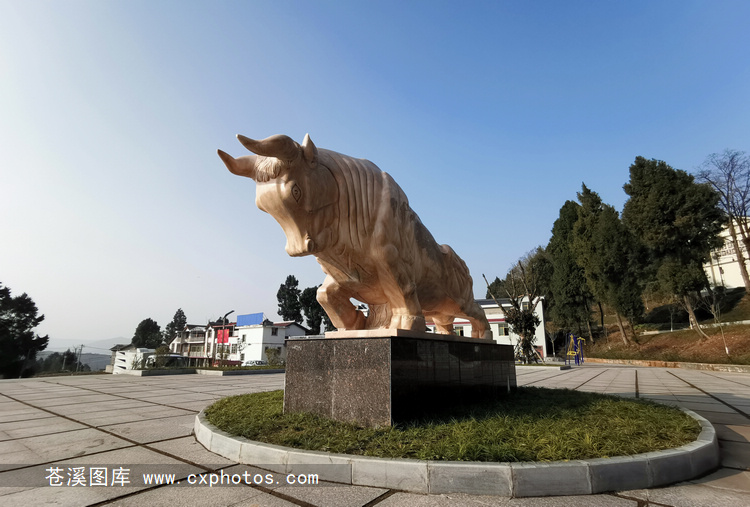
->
[622,157,724,339]
[276,275,303,323]
[132,318,163,348]
[299,286,333,334]
[0,282,49,378]
[164,308,187,344]
[547,200,595,340]
[572,185,644,344]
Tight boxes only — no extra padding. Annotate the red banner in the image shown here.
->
[216,329,229,344]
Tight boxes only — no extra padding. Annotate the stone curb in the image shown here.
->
[586,357,750,373]
[195,368,285,376]
[194,408,719,497]
[115,368,284,376]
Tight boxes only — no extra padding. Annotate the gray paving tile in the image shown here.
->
[0,484,140,507]
[0,417,86,441]
[621,483,750,507]
[29,394,123,408]
[693,411,750,426]
[0,428,132,463]
[0,409,57,424]
[103,485,289,507]
[715,423,750,443]
[719,440,750,469]
[688,467,750,493]
[99,414,197,443]
[147,436,235,468]
[274,482,387,507]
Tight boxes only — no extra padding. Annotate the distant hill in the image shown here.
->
[41,336,129,372]
[45,336,130,355]
[80,353,111,371]
[36,350,111,371]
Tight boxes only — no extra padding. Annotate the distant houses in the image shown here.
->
[108,300,549,374]
[168,312,308,367]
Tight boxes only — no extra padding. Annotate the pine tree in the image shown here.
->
[548,200,595,340]
[164,308,187,344]
[132,318,162,348]
[276,275,303,323]
[622,157,724,339]
[0,283,49,378]
[572,185,644,344]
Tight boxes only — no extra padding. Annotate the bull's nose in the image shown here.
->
[285,236,315,257]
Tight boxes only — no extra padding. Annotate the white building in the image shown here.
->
[170,324,209,364]
[426,297,548,359]
[169,313,308,366]
[111,344,155,374]
[705,222,749,289]
[234,314,308,364]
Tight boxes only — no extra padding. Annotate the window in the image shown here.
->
[240,353,244,361]
[231,344,238,354]
[271,328,278,336]
[498,323,509,336]
[522,302,530,311]
[454,326,465,337]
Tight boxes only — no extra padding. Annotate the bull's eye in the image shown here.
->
[291,184,302,203]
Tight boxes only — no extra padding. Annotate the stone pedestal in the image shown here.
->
[283,330,517,427]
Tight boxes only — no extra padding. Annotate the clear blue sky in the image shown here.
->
[1,1,748,350]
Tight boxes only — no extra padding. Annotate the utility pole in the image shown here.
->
[211,310,234,367]
[76,345,83,372]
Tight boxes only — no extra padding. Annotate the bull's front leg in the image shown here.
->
[376,244,426,332]
[316,275,365,330]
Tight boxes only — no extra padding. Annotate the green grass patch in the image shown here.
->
[204,388,699,462]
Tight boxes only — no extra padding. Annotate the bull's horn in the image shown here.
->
[301,133,318,166]
[218,149,257,180]
[237,134,299,161]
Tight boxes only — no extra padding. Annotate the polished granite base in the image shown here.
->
[283,331,516,427]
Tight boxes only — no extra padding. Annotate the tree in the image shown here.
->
[151,345,171,368]
[0,283,49,378]
[37,349,88,373]
[547,200,595,341]
[571,185,644,345]
[299,286,333,334]
[487,248,550,363]
[696,150,750,290]
[622,157,725,339]
[132,318,163,348]
[277,275,303,323]
[164,308,187,345]
[264,346,283,366]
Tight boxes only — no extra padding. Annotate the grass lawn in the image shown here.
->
[204,388,699,462]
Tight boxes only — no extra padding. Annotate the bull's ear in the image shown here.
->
[301,133,318,168]
[218,150,257,181]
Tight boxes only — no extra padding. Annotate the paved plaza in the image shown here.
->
[1,366,750,506]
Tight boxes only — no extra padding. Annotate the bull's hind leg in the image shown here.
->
[461,302,493,339]
[429,314,455,336]
[317,275,365,330]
